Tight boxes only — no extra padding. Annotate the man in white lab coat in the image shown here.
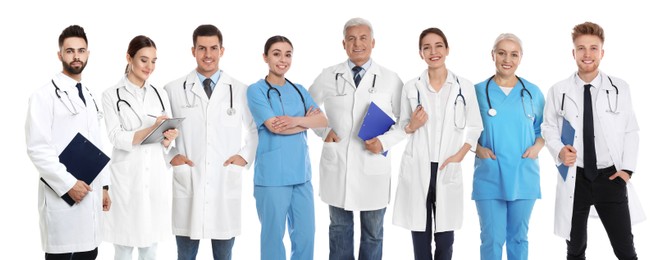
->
[163,24,258,260]
[309,17,405,260]
[26,25,111,260]
[541,21,643,260]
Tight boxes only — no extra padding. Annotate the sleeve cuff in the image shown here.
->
[622,169,633,177]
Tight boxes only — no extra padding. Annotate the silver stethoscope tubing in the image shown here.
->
[52,80,101,117]
[416,76,467,129]
[335,72,377,96]
[264,77,306,116]
[559,76,619,116]
[182,80,235,115]
[115,85,165,130]
[485,75,534,119]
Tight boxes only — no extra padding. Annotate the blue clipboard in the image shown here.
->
[358,102,395,156]
[41,132,110,206]
[557,119,575,181]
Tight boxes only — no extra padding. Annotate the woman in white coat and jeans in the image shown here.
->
[392,27,483,260]
[101,35,178,260]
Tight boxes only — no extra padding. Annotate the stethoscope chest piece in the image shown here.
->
[368,87,375,94]
[227,107,236,115]
[488,108,497,117]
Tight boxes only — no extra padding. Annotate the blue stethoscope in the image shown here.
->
[52,80,102,119]
[116,84,165,130]
[416,76,467,129]
[182,79,235,115]
[334,72,377,96]
[559,76,619,116]
[485,75,534,119]
[264,77,306,115]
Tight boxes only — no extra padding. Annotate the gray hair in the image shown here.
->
[492,33,523,54]
[343,17,374,38]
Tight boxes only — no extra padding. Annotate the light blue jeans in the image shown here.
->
[175,235,234,260]
[329,206,386,260]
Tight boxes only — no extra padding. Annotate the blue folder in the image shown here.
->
[557,119,575,181]
[358,102,395,156]
[41,132,110,206]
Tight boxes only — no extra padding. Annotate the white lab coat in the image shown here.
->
[164,70,258,239]
[310,60,404,211]
[392,70,483,232]
[541,72,646,239]
[26,72,109,253]
[101,77,174,247]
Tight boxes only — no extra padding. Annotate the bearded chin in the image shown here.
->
[63,60,87,75]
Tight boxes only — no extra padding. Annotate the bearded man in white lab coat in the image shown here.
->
[26,25,111,260]
[309,17,405,260]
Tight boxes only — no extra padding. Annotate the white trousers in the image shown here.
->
[114,243,158,260]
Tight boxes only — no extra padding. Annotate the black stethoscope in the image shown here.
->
[484,75,534,119]
[52,80,102,119]
[264,77,306,115]
[559,76,619,116]
[182,79,235,115]
[416,76,467,129]
[334,72,377,96]
[116,84,165,130]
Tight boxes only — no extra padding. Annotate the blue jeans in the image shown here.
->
[175,235,235,260]
[329,205,386,260]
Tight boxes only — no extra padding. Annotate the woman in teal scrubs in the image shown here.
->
[246,35,328,260]
[473,33,545,260]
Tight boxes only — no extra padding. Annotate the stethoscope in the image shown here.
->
[334,72,377,96]
[484,75,534,119]
[559,76,619,116]
[416,76,467,129]
[115,84,165,130]
[264,77,306,116]
[182,79,236,115]
[52,80,102,119]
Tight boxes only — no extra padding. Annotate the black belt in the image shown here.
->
[576,165,616,175]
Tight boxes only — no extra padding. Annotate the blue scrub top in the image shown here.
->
[472,77,545,200]
[247,78,318,186]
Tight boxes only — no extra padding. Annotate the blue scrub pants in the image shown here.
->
[475,199,535,260]
[254,181,315,260]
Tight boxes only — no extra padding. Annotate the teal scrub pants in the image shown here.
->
[254,181,315,260]
[475,199,535,260]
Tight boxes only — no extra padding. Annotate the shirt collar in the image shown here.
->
[196,70,222,89]
[575,72,603,89]
[347,59,372,75]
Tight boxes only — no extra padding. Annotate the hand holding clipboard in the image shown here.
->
[358,102,395,156]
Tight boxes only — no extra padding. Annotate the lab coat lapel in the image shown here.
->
[438,72,459,160]
[334,63,356,93]
[416,73,433,151]
[186,71,209,107]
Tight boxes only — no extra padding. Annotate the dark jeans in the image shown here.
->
[567,166,637,260]
[45,248,97,260]
[411,162,454,260]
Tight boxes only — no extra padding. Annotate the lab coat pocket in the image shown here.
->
[46,202,94,247]
[224,164,243,199]
[320,141,338,174]
[369,92,393,116]
[440,162,462,185]
[172,164,193,198]
[362,151,391,175]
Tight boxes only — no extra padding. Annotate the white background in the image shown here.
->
[2,0,667,259]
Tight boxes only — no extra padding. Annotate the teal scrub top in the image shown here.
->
[472,77,545,200]
[247,79,318,186]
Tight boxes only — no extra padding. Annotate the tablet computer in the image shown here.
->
[141,117,185,144]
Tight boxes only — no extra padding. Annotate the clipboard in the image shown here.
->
[557,119,575,181]
[140,117,185,144]
[358,102,395,156]
[41,132,110,206]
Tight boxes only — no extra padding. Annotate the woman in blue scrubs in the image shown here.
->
[246,35,328,260]
[473,33,545,260]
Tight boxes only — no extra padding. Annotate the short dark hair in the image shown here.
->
[263,35,293,56]
[192,24,222,47]
[59,25,87,48]
[419,27,448,50]
[572,21,605,44]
